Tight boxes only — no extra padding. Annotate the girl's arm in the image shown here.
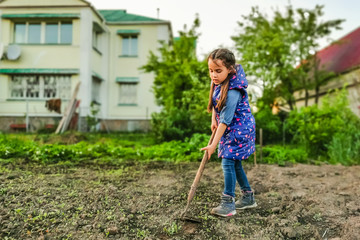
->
[201,123,227,160]
[211,108,218,132]
[201,90,242,160]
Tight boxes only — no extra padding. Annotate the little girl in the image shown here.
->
[201,48,256,217]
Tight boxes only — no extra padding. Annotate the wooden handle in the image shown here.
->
[186,130,216,202]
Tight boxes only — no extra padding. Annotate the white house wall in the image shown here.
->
[0,0,172,132]
[78,8,92,119]
[106,24,165,120]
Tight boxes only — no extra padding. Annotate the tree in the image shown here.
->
[141,18,210,142]
[232,6,299,110]
[293,5,343,105]
[232,5,343,110]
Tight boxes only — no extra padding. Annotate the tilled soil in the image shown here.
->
[0,161,359,239]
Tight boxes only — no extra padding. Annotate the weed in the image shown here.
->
[313,213,323,221]
[267,191,280,198]
[0,187,8,195]
[0,166,10,173]
[163,221,181,236]
[199,214,210,221]
[14,208,23,215]
[136,229,149,238]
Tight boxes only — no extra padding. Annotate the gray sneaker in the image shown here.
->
[211,194,236,217]
[235,191,257,209]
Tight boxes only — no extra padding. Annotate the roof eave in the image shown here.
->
[0,0,106,24]
[336,64,360,75]
[106,21,171,26]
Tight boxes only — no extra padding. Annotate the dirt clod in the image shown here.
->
[271,207,281,214]
[106,226,118,235]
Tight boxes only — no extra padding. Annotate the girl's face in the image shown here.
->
[208,58,231,85]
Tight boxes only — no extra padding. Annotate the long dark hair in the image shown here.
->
[207,48,236,113]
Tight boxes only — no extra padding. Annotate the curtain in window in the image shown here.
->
[26,76,40,98]
[10,75,71,99]
[122,37,130,56]
[130,37,138,56]
[119,83,137,104]
[10,76,25,98]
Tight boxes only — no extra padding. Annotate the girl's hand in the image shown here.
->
[211,120,218,132]
[201,144,216,160]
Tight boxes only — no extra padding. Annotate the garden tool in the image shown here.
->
[180,130,216,221]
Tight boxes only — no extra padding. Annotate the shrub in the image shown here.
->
[0,133,216,165]
[260,145,308,165]
[327,124,360,165]
[151,108,193,142]
[254,107,283,144]
[286,88,360,165]
[142,18,211,142]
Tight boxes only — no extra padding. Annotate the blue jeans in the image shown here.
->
[222,158,252,197]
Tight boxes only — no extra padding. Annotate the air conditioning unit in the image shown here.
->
[0,43,21,61]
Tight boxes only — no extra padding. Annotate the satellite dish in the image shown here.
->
[0,43,4,60]
[6,44,21,60]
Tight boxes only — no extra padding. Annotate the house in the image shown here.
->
[0,0,173,132]
[293,27,360,117]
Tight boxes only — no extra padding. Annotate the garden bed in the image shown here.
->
[1,161,359,239]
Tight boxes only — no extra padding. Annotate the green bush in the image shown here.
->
[260,145,308,165]
[286,88,360,165]
[2,125,358,166]
[0,133,216,165]
[254,107,283,144]
[151,108,193,142]
[327,124,360,165]
[142,18,211,142]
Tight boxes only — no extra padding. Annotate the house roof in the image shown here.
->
[98,9,166,23]
[317,26,360,74]
[0,0,90,7]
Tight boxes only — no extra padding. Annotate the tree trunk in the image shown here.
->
[287,77,294,110]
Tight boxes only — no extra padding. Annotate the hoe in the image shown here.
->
[180,130,216,222]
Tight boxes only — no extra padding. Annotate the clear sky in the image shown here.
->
[88,0,360,59]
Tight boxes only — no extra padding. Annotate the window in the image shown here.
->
[92,31,101,52]
[91,77,101,104]
[14,21,72,44]
[118,83,137,105]
[14,23,26,43]
[60,23,72,44]
[25,76,40,98]
[121,36,138,56]
[10,75,71,99]
[117,30,140,57]
[45,23,58,44]
[43,76,58,98]
[28,23,41,43]
[92,22,104,53]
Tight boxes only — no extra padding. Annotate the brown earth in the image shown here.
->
[0,161,359,239]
